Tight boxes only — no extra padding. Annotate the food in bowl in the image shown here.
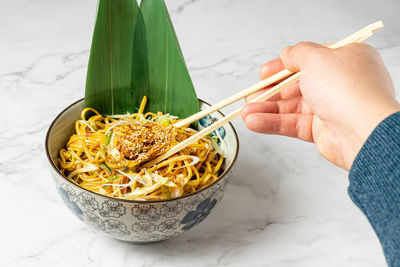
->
[58,97,226,201]
[46,99,238,243]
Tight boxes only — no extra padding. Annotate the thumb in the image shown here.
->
[280,42,328,72]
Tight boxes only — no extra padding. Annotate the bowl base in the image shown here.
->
[119,239,166,245]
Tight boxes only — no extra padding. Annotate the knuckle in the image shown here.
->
[346,42,377,54]
[348,42,371,49]
[296,41,312,47]
[295,41,314,50]
[294,42,328,62]
[340,42,379,59]
[309,47,326,59]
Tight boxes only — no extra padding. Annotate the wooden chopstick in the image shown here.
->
[173,21,383,129]
[173,68,294,128]
[144,21,384,168]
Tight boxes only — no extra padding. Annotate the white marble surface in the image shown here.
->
[1,0,399,266]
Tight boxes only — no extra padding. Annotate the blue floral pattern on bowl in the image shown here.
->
[57,186,83,220]
[132,204,161,221]
[160,201,183,218]
[180,197,217,230]
[100,200,126,218]
[78,193,98,211]
[199,115,227,141]
[132,221,156,235]
[47,99,238,243]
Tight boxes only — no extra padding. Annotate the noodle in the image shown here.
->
[58,97,225,201]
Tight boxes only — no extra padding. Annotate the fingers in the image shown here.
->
[242,102,282,116]
[280,42,328,72]
[259,58,286,79]
[243,113,314,142]
[242,97,314,142]
[242,97,312,120]
[245,81,301,103]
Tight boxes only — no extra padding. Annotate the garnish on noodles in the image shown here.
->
[58,97,225,201]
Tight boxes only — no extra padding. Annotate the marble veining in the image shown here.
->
[1,0,399,266]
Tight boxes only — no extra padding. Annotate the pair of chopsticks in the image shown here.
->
[144,21,384,168]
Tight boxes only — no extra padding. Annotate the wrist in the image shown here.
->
[359,103,400,140]
[352,102,400,161]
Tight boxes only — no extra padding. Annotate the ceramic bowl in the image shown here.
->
[45,99,239,243]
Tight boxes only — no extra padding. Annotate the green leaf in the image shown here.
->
[85,0,198,118]
[85,0,149,115]
[140,0,199,118]
[131,9,150,110]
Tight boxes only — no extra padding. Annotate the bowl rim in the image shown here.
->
[45,98,239,204]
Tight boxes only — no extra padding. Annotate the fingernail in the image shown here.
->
[280,46,291,58]
[259,64,269,78]
[241,104,249,120]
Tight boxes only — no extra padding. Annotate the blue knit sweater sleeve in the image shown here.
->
[349,112,400,266]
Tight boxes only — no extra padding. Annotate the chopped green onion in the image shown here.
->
[100,162,112,174]
[156,117,171,126]
[99,148,106,160]
[104,131,113,145]
[101,176,113,184]
[89,121,98,131]
[211,136,220,144]
[163,185,170,200]
[101,175,119,184]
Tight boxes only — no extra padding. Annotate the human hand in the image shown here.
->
[242,42,400,170]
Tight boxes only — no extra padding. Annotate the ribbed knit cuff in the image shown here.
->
[349,111,400,267]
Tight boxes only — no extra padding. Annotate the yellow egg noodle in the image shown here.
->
[58,97,225,201]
